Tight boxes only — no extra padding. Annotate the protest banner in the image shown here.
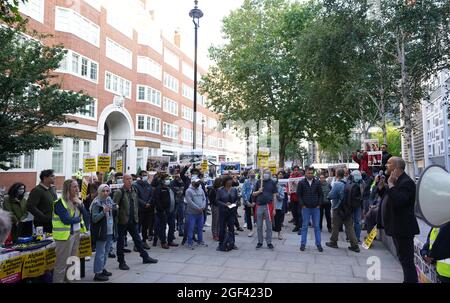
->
[362,227,378,249]
[147,156,170,172]
[80,180,88,201]
[220,162,241,174]
[83,156,96,173]
[201,159,208,172]
[97,154,111,172]
[78,235,92,259]
[269,159,277,175]
[367,151,382,166]
[116,157,123,173]
[0,255,24,283]
[288,177,304,194]
[21,250,46,279]
[362,139,380,152]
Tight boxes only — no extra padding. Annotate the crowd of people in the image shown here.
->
[0,142,449,283]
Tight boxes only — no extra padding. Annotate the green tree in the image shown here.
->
[371,125,402,157]
[0,24,93,170]
[0,0,26,24]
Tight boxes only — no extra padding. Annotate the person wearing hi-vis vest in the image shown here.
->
[52,179,89,283]
[420,222,450,283]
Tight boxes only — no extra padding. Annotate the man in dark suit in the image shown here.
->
[384,157,420,283]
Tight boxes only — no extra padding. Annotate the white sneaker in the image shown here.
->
[204,222,210,227]
[248,231,254,237]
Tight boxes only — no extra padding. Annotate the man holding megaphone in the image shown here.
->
[382,157,420,283]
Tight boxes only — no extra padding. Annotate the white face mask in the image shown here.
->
[263,174,270,180]
[17,189,25,196]
[116,179,123,185]
[142,176,148,182]
[164,180,171,186]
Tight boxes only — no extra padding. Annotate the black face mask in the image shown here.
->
[193,183,200,188]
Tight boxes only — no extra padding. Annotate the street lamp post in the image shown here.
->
[202,118,205,152]
[189,0,203,151]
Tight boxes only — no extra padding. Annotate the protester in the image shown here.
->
[114,174,158,270]
[216,176,239,251]
[3,183,29,241]
[52,179,89,283]
[288,166,302,233]
[319,174,332,233]
[365,174,386,234]
[382,157,420,283]
[208,178,222,241]
[420,222,450,283]
[185,176,207,249]
[90,184,116,281]
[297,167,323,252]
[0,209,12,244]
[352,150,372,177]
[252,170,277,250]
[83,182,99,213]
[380,144,392,173]
[133,170,152,250]
[273,173,286,240]
[351,170,365,243]
[241,170,258,237]
[27,169,58,233]
[326,169,360,252]
[171,170,186,237]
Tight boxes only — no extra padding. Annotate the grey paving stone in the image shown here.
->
[352,265,403,282]
[265,271,314,283]
[156,274,207,283]
[186,255,230,266]
[178,264,226,278]
[314,254,360,266]
[141,260,187,274]
[314,274,365,283]
[219,268,268,283]
[224,258,268,270]
[275,251,316,263]
[307,263,354,277]
[263,260,308,273]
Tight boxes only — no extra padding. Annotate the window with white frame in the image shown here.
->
[218,138,224,149]
[182,106,193,121]
[105,71,131,98]
[208,136,218,148]
[136,115,160,134]
[57,50,99,83]
[52,139,64,174]
[164,48,179,70]
[10,152,35,170]
[163,97,178,116]
[55,7,100,47]
[106,38,133,69]
[208,118,217,129]
[72,140,80,174]
[196,112,203,125]
[83,141,91,159]
[164,73,179,93]
[19,0,44,23]
[182,128,193,142]
[136,85,161,106]
[137,56,162,80]
[182,83,194,100]
[163,123,179,139]
[136,148,144,170]
[182,62,194,80]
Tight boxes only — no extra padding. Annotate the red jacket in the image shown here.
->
[352,153,372,177]
[289,172,302,203]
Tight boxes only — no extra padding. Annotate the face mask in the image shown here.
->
[164,180,171,186]
[249,175,255,179]
[193,183,200,188]
[273,178,278,182]
[17,189,25,196]
[263,174,270,180]
[142,176,148,182]
[116,179,123,185]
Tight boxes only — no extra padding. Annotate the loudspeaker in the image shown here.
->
[416,165,450,227]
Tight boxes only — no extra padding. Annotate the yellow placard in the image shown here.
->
[116,158,123,173]
[45,247,56,271]
[269,160,277,175]
[97,155,111,172]
[81,180,88,201]
[78,236,92,259]
[83,157,96,173]
[362,226,378,249]
[201,160,208,172]
[0,255,24,280]
[21,250,46,279]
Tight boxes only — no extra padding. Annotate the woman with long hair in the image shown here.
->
[3,182,29,241]
[52,179,89,283]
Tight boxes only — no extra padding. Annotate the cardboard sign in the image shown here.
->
[147,156,170,172]
[288,177,304,194]
[257,150,270,169]
[116,158,123,173]
[367,151,382,166]
[45,247,56,271]
[97,154,111,172]
[220,162,241,174]
[0,255,24,283]
[78,236,92,259]
[201,160,208,172]
[21,250,46,279]
[80,180,88,201]
[362,139,380,152]
[269,160,277,175]
[83,156,96,173]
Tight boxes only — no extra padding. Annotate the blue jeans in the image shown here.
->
[187,214,204,246]
[94,235,113,274]
[300,207,321,246]
[353,207,362,242]
[177,202,185,234]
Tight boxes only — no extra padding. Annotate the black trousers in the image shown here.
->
[117,221,149,264]
[320,203,332,231]
[290,202,302,228]
[148,204,155,237]
[139,210,153,242]
[393,236,418,283]
[244,205,254,230]
[234,211,241,229]
[219,210,235,247]
[273,210,284,232]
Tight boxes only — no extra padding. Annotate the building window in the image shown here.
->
[136,115,160,134]
[83,141,91,158]
[106,38,133,69]
[52,139,64,174]
[136,148,144,170]
[90,62,98,81]
[182,83,194,101]
[163,123,178,139]
[19,0,44,23]
[105,71,131,98]
[137,56,162,80]
[57,50,99,83]
[196,112,203,125]
[164,73,179,93]
[138,27,163,54]
[163,97,178,116]
[208,118,217,129]
[81,58,88,76]
[72,140,80,174]
[182,106,193,121]
[208,136,218,148]
[218,138,224,148]
[164,48,179,70]
[136,85,161,106]
[182,62,194,80]
[55,7,100,47]
[76,99,97,119]
[24,152,35,169]
[182,128,193,143]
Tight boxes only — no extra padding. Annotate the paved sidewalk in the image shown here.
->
[80,210,403,283]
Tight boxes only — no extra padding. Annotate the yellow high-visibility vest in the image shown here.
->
[430,228,450,278]
[52,198,87,241]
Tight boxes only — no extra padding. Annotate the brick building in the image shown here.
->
[0,0,246,190]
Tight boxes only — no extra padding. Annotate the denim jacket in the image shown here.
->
[275,183,286,210]
[241,179,257,205]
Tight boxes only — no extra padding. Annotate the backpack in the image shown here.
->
[337,181,361,220]
[223,231,235,251]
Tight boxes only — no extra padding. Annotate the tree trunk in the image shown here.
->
[381,97,388,145]
[278,134,287,168]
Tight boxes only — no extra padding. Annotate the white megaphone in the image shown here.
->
[416,165,450,227]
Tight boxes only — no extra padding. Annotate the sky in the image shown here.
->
[148,0,244,68]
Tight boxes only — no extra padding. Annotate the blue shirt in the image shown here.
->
[327,180,346,209]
